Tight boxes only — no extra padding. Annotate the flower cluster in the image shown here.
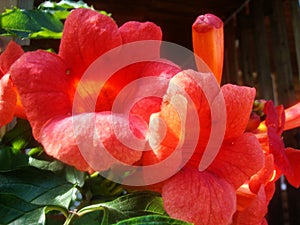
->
[1,8,300,225]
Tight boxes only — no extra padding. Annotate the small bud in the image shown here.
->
[192,14,224,84]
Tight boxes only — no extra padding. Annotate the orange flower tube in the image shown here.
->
[284,102,300,131]
[192,14,224,84]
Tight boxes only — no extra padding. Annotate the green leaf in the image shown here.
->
[67,211,104,225]
[38,0,111,20]
[0,167,76,208]
[28,157,65,173]
[29,29,63,39]
[103,191,166,215]
[65,166,86,187]
[0,145,28,171]
[68,191,167,224]
[0,193,45,225]
[1,119,39,152]
[28,158,86,186]
[82,173,124,202]
[39,0,91,10]
[0,1,111,39]
[0,8,63,39]
[114,215,193,225]
[38,0,93,20]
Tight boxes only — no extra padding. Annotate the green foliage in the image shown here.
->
[1,119,38,152]
[66,191,169,225]
[0,163,189,225]
[38,0,111,20]
[0,145,28,171]
[82,173,125,203]
[38,0,92,19]
[0,119,39,171]
[0,0,111,39]
[0,8,63,39]
[114,215,193,225]
[0,194,46,225]
[0,167,76,207]
[0,167,74,224]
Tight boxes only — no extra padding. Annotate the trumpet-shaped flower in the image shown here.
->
[233,100,300,224]
[148,69,264,225]
[284,102,300,130]
[8,9,271,225]
[253,101,300,188]
[10,8,181,172]
[130,14,263,225]
[0,41,25,126]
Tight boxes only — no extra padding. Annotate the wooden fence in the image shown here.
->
[222,1,300,224]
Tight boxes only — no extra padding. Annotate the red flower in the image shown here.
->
[134,14,263,225]
[148,70,264,225]
[234,100,300,224]
[10,9,180,172]
[253,101,300,188]
[10,9,266,225]
[232,184,269,225]
[0,41,25,126]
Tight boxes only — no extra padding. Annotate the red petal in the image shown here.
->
[0,41,24,75]
[167,70,212,167]
[209,132,264,189]
[264,181,276,203]
[232,185,268,225]
[192,14,224,84]
[96,62,146,112]
[246,112,261,132]
[235,184,257,211]
[222,84,256,139]
[0,41,25,121]
[263,101,293,176]
[39,115,93,172]
[264,101,285,135]
[285,148,300,188]
[40,112,145,173]
[14,89,26,119]
[130,61,181,123]
[142,97,186,182]
[96,60,180,117]
[143,97,182,165]
[143,69,221,169]
[262,218,268,225]
[0,74,17,126]
[58,9,122,80]
[162,166,236,225]
[249,154,275,194]
[141,59,181,79]
[130,97,162,124]
[119,21,162,59]
[10,51,72,139]
[267,126,292,176]
[119,21,162,43]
